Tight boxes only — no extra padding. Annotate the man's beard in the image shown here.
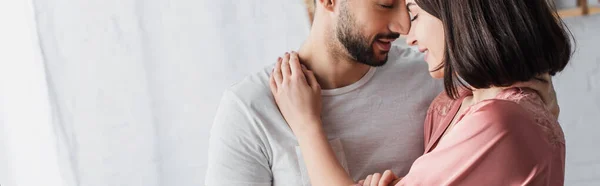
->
[335,6,399,67]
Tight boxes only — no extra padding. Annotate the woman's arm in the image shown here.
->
[398,100,554,185]
[270,52,354,186]
[270,52,420,186]
[295,119,355,186]
[271,52,400,186]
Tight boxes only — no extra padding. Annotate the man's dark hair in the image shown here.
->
[415,0,574,99]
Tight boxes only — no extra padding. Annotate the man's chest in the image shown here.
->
[268,109,426,186]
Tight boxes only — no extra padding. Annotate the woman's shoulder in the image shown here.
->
[465,88,554,122]
[427,90,466,117]
[466,99,530,122]
[492,88,557,126]
[466,88,565,146]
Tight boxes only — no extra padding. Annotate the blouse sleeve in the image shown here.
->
[398,100,553,186]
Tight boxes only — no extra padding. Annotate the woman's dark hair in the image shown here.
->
[415,0,574,99]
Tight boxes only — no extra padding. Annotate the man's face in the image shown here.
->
[334,0,410,66]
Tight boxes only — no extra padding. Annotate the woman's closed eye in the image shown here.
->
[410,14,419,22]
[407,2,418,21]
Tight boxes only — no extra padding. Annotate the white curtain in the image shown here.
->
[2,0,600,186]
[1,0,64,186]
[3,0,308,186]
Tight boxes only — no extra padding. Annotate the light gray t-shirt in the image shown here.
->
[205,45,442,186]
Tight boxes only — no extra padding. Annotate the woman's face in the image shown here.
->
[405,0,445,79]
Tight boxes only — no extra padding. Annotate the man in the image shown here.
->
[205,0,559,185]
[206,0,440,185]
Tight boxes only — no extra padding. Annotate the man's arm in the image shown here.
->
[205,90,272,186]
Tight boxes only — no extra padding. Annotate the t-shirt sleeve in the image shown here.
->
[398,100,552,186]
[205,90,272,186]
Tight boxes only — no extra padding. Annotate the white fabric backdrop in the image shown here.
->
[1,1,64,186]
[31,0,308,186]
[2,0,599,186]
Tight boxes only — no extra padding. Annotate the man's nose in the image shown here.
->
[389,12,411,35]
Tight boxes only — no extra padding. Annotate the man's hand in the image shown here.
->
[512,73,560,118]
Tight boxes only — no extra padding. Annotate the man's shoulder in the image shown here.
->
[212,64,282,139]
[225,64,276,106]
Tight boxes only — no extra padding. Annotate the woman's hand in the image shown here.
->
[512,73,560,118]
[271,52,355,186]
[270,51,323,135]
[355,170,401,186]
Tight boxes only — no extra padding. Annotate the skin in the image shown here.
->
[295,0,409,90]
[271,0,412,185]
[271,0,412,184]
[270,51,400,186]
[270,0,558,186]
[403,0,558,121]
[404,0,445,78]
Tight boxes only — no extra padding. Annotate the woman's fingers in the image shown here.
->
[302,65,321,91]
[270,57,282,94]
[357,180,364,185]
[289,51,304,80]
[391,178,402,186]
[370,173,381,186]
[301,65,309,86]
[273,57,283,86]
[357,171,399,186]
[269,70,277,95]
[379,170,398,186]
[281,52,292,82]
[363,174,373,186]
[512,73,559,118]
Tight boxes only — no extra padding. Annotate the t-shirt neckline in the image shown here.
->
[321,67,377,96]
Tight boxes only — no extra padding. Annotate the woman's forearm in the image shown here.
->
[295,119,355,186]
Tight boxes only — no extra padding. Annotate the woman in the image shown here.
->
[270,0,572,185]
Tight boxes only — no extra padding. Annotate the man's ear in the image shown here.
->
[318,0,336,12]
